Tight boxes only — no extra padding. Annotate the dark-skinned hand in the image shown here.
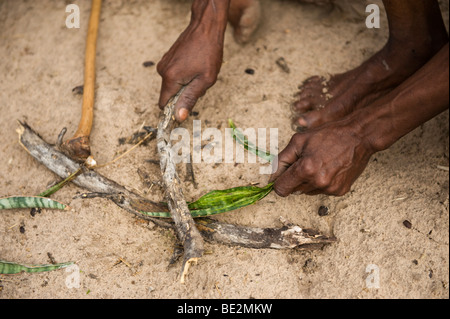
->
[270,118,375,197]
[157,22,225,122]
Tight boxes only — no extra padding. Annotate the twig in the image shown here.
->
[185,153,198,189]
[17,121,171,229]
[157,89,204,283]
[96,131,154,168]
[16,122,336,262]
[61,0,102,163]
[196,218,336,249]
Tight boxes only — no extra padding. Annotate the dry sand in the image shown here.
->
[0,0,448,299]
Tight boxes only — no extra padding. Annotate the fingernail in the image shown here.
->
[291,121,307,133]
[297,116,308,127]
[178,108,189,122]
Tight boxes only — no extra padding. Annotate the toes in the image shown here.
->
[291,118,308,133]
[293,99,349,131]
[291,99,314,114]
[293,76,329,113]
[290,110,325,132]
[291,93,327,114]
[298,110,324,128]
[290,75,338,132]
[301,76,325,87]
[230,0,261,44]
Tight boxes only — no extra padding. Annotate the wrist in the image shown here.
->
[348,102,400,153]
[190,0,230,32]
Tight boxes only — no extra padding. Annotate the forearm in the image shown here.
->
[190,0,230,44]
[356,43,449,152]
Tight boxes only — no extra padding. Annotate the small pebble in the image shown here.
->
[403,220,412,229]
[245,68,255,75]
[47,252,56,264]
[72,85,84,95]
[30,207,41,217]
[142,61,155,67]
[318,206,329,216]
[275,57,290,73]
[302,258,317,274]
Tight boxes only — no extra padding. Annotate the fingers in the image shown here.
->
[270,132,333,197]
[273,160,318,197]
[158,66,217,122]
[158,76,182,110]
[174,79,212,122]
[157,77,207,122]
[269,133,305,183]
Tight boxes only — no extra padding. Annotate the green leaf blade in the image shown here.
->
[140,183,274,219]
[228,119,275,162]
[0,196,68,210]
[0,260,74,274]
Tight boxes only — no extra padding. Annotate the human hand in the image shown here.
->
[157,20,225,122]
[270,119,375,196]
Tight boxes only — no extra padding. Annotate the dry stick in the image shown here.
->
[17,122,336,251]
[196,218,335,249]
[61,0,102,164]
[157,89,204,284]
[17,121,171,230]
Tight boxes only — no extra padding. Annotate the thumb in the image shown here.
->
[174,79,208,122]
[269,133,305,183]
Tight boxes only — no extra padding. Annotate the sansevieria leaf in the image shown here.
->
[141,183,274,218]
[228,119,275,162]
[37,168,81,198]
[140,119,277,219]
[0,260,73,274]
[0,196,68,210]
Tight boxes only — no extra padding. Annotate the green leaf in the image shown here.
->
[0,196,68,210]
[228,119,275,162]
[37,168,81,198]
[140,183,274,218]
[0,260,73,274]
[140,119,277,219]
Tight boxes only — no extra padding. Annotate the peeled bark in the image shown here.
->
[156,89,204,283]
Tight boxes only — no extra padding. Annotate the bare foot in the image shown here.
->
[228,0,261,44]
[291,0,448,131]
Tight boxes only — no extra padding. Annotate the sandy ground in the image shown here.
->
[0,0,448,299]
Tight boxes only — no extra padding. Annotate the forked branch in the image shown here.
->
[17,122,336,279]
[157,89,204,283]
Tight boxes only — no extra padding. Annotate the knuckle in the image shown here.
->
[202,72,217,87]
[162,67,178,81]
[274,185,289,197]
[156,59,167,76]
[326,184,349,196]
[314,172,331,189]
[300,158,316,176]
[291,133,304,144]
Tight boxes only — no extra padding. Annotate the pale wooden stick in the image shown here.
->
[156,89,204,284]
[61,0,102,163]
